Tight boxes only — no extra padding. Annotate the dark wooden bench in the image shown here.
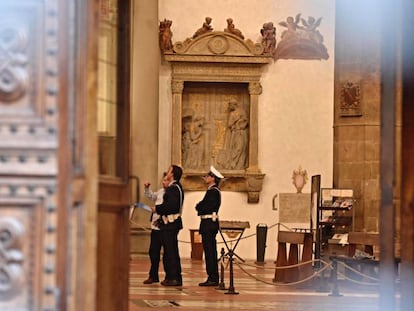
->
[329,232,400,296]
[328,232,381,296]
[330,232,380,281]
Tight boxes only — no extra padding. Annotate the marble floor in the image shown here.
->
[129,254,399,311]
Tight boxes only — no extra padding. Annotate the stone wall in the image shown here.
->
[333,0,401,240]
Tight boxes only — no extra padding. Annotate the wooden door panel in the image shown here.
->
[0,1,62,310]
[0,198,45,310]
[97,180,131,311]
[0,0,103,310]
[96,0,132,309]
[0,1,132,310]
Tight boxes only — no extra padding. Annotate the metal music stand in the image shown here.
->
[218,220,250,295]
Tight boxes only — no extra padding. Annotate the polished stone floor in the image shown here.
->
[129,254,399,311]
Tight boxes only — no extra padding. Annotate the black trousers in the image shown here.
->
[160,229,182,282]
[148,229,163,281]
[201,230,219,282]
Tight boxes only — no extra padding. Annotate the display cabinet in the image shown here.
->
[317,188,354,256]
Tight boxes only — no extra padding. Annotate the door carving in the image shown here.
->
[0,1,63,309]
[0,0,132,310]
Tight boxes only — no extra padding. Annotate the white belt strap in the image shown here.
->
[200,212,218,221]
[162,213,180,224]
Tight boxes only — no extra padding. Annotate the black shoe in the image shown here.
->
[161,279,182,286]
[198,280,219,287]
[143,277,159,284]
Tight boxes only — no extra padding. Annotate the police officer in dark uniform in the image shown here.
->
[196,166,223,286]
[155,164,184,286]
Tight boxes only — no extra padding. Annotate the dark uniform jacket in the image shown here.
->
[195,184,221,234]
[155,181,184,231]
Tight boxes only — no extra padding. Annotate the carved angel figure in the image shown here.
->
[193,17,213,39]
[159,19,173,52]
[260,22,276,55]
[224,18,244,39]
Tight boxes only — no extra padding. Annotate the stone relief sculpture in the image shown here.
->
[260,22,277,56]
[159,18,173,52]
[274,13,329,60]
[225,99,248,169]
[181,95,249,172]
[340,81,362,116]
[182,111,204,169]
[193,17,213,39]
[162,17,270,202]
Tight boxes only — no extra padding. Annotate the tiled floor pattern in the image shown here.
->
[129,255,397,311]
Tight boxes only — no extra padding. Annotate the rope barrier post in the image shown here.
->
[255,223,267,265]
[329,256,343,297]
[316,261,330,293]
[224,249,239,295]
[216,247,226,290]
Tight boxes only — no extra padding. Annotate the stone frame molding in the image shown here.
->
[163,24,271,203]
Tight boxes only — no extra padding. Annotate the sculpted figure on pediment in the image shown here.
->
[260,22,276,56]
[224,18,244,39]
[193,17,213,39]
[159,18,173,52]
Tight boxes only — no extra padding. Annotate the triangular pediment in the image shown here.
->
[172,31,264,57]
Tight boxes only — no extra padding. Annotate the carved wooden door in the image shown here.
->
[0,0,131,310]
[0,1,81,310]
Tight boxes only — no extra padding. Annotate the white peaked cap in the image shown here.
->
[210,165,224,179]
